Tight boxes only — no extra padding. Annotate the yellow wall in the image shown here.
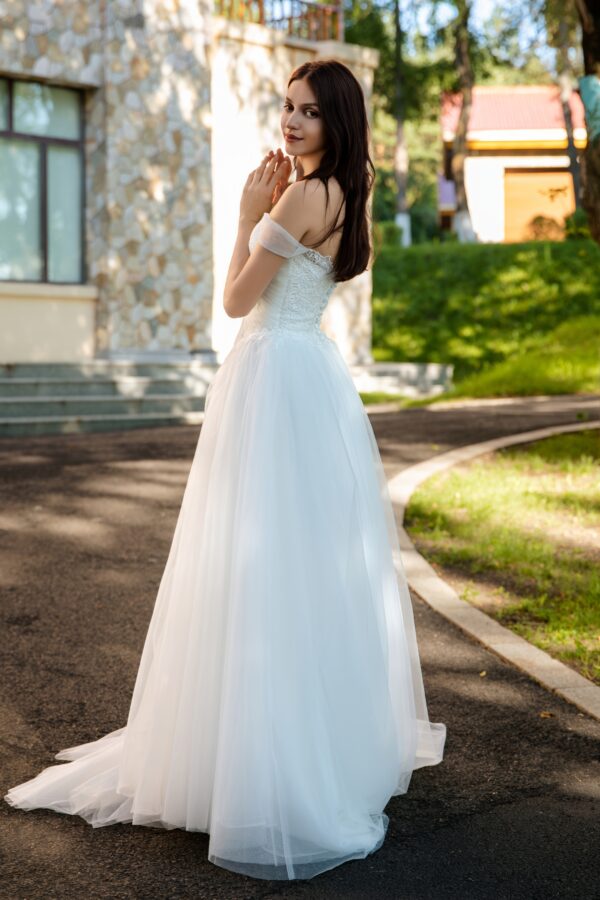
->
[0,283,97,363]
[504,169,576,241]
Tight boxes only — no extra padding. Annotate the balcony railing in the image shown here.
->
[215,0,345,42]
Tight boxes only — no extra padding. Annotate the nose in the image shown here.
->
[284,112,301,129]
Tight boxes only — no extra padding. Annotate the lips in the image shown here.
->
[285,134,302,141]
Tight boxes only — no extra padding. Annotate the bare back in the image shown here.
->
[299,176,345,260]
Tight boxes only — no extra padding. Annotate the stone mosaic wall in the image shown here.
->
[1,0,214,358]
[0,1,103,82]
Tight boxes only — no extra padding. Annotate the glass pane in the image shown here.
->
[0,79,7,130]
[47,145,82,282]
[14,81,80,139]
[0,139,41,280]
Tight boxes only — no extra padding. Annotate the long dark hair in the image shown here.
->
[287,59,376,283]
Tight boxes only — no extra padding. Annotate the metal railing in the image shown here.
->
[214,0,345,42]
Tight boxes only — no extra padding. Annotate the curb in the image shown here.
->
[363,392,600,416]
[387,420,600,721]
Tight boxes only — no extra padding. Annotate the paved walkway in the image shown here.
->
[1,395,599,899]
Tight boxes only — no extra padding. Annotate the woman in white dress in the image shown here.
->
[4,59,446,881]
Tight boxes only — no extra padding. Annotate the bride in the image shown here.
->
[4,58,446,881]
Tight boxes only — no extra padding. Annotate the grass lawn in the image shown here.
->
[370,238,600,401]
[404,429,600,685]
[446,316,600,397]
[414,316,600,403]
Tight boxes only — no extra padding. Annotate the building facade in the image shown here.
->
[439,85,587,243]
[0,2,378,368]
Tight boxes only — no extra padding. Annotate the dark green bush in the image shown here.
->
[372,238,600,381]
[565,208,592,240]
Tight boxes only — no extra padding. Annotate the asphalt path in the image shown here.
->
[1,395,599,899]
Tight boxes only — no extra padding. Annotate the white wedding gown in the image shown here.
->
[4,212,446,880]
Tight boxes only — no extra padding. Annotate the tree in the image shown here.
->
[575,0,600,242]
[548,3,583,209]
[391,0,411,244]
[345,1,452,245]
[526,1,583,210]
[449,0,477,241]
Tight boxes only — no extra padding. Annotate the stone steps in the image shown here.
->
[0,393,205,418]
[0,376,209,398]
[0,360,217,378]
[0,358,453,438]
[350,361,453,398]
[0,360,216,437]
[0,410,206,438]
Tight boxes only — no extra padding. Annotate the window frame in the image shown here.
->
[0,77,87,285]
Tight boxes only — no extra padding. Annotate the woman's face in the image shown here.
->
[280,77,324,159]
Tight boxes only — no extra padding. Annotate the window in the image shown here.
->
[0,78,85,283]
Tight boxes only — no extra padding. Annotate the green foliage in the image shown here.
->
[373,220,403,249]
[344,2,457,123]
[372,238,600,383]
[409,203,443,243]
[477,2,569,80]
[565,208,592,240]
[371,107,445,244]
[529,0,580,57]
[372,162,398,224]
[344,1,392,107]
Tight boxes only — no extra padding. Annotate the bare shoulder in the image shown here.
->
[268,180,312,244]
[275,176,342,215]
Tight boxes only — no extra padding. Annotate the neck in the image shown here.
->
[296,150,324,178]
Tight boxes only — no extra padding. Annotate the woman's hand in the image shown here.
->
[240,149,292,223]
[271,153,305,206]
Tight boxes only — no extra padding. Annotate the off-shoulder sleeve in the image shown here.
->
[251,212,307,259]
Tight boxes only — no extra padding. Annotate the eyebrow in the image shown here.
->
[284,97,319,108]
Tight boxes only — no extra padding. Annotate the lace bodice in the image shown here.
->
[234,212,337,346]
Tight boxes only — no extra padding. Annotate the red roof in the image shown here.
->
[441,85,586,136]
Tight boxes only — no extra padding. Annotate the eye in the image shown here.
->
[282,103,319,118]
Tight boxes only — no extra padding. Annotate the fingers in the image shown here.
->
[267,152,292,183]
[252,149,292,187]
[275,158,292,187]
[251,153,272,185]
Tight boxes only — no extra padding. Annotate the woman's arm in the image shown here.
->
[223,216,263,318]
[223,150,301,319]
[223,182,309,319]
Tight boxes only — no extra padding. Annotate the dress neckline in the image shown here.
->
[262,212,334,267]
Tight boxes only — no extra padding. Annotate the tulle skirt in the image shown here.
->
[4,325,446,880]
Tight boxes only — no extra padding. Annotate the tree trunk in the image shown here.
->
[393,0,411,245]
[557,20,582,209]
[576,0,600,243]
[451,0,476,241]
